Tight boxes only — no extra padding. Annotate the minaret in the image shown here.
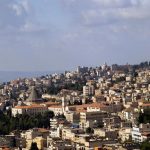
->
[102,62,107,70]
[62,97,67,113]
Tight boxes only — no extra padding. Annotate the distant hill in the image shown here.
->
[0,71,62,83]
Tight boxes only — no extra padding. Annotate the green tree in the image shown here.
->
[86,127,94,134]
[0,110,54,135]
[138,109,150,124]
[30,142,39,150]
[141,141,150,150]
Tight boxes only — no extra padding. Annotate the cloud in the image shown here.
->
[58,0,150,63]
[92,0,140,8]
[11,4,23,16]
[0,0,31,31]
[62,0,150,26]
[10,0,30,16]
[0,0,150,71]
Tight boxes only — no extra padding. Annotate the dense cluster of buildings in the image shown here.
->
[0,62,150,150]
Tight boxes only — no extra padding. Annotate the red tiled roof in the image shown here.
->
[48,105,62,108]
[14,104,46,109]
[142,103,150,107]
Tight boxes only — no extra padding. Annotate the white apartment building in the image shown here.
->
[83,85,95,96]
[50,118,62,138]
[132,124,150,142]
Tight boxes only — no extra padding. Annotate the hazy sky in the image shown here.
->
[0,0,150,71]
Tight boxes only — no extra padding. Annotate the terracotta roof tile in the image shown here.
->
[14,104,46,109]
[142,103,150,107]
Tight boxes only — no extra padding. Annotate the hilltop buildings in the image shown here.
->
[0,62,150,149]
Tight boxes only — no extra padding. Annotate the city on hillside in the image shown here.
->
[0,62,150,150]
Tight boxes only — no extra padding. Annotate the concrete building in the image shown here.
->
[12,104,48,117]
[119,128,132,142]
[47,137,73,150]
[50,118,61,138]
[93,128,118,140]
[65,112,80,123]
[48,105,63,115]
[80,111,108,129]
[83,85,95,96]
[26,136,45,150]
[132,123,150,142]
[21,128,49,149]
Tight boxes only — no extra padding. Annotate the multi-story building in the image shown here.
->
[12,104,48,117]
[132,124,150,142]
[80,111,108,129]
[21,128,49,149]
[83,85,95,96]
[93,128,118,140]
[65,112,80,123]
[48,105,63,115]
[47,137,73,150]
[50,118,62,138]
